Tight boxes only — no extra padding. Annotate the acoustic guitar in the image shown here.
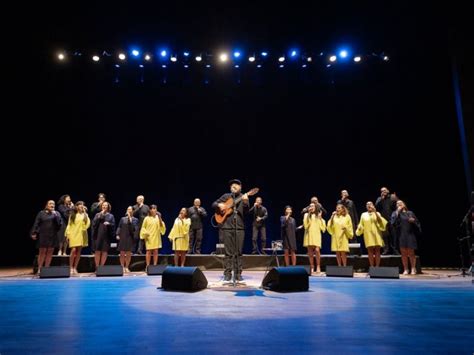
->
[214,188,259,225]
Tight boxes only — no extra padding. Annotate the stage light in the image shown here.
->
[233,51,241,58]
[326,64,332,67]
[115,64,120,68]
[354,56,361,62]
[219,53,228,62]
[132,50,140,57]
[139,64,144,68]
[278,56,285,62]
[329,55,337,62]
[302,64,307,68]
[290,50,298,57]
[307,57,312,62]
[383,55,389,61]
[118,53,126,60]
[261,51,268,57]
[195,55,202,62]
[184,64,189,68]
[92,55,100,62]
[183,52,190,57]
[160,50,168,58]
[234,65,239,68]
[58,53,65,60]
[279,64,284,68]
[144,54,151,61]
[206,64,211,68]
[170,56,177,62]
[339,50,348,58]
[248,56,255,62]
[162,64,167,68]
[257,64,262,68]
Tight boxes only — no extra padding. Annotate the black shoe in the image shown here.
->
[224,274,232,281]
[251,250,258,255]
[382,251,390,255]
[236,274,243,281]
[392,250,401,256]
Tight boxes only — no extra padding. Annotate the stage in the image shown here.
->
[0,268,472,353]
[33,254,422,273]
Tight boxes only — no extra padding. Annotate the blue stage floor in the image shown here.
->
[0,270,472,354]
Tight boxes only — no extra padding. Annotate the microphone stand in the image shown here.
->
[232,193,239,286]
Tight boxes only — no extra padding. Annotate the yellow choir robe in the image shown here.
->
[168,218,191,251]
[65,213,90,248]
[140,215,166,250]
[303,213,326,248]
[356,212,387,248]
[327,214,353,252]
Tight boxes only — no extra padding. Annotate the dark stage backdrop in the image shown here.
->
[8,4,472,268]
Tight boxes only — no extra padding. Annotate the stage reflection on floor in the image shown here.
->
[0,270,472,353]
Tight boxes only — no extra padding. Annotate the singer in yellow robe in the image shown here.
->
[168,208,191,267]
[303,204,327,273]
[65,211,90,248]
[168,217,191,251]
[303,213,326,248]
[327,213,353,252]
[140,215,166,250]
[356,201,388,267]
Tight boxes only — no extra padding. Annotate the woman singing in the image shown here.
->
[168,208,191,267]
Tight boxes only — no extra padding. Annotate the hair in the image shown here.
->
[180,207,188,217]
[149,204,158,215]
[336,203,348,216]
[98,193,106,199]
[69,201,85,224]
[57,194,70,206]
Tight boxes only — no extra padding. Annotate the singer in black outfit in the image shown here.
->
[337,189,359,238]
[301,196,327,216]
[249,197,268,254]
[187,198,207,254]
[133,195,150,254]
[212,179,249,281]
[375,187,399,255]
[92,201,115,267]
[31,200,62,272]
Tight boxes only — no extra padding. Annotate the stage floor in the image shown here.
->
[0,269,472,353]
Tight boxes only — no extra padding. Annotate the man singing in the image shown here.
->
[249,197,268,254]
[187,198,207,254]
[212,179,249,282]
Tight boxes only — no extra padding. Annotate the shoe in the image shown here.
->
[260,251,267,255]
[411,269,417,275]
[403,270,409,275]
[251,251,258,255]
[392,251,401,256]
[382,251,390,256]
[316,267,321,273]
[195,251,201,255]
[224,274,232,281]
[236,275,243,281]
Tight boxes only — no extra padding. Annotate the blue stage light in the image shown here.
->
[132,50,140,57]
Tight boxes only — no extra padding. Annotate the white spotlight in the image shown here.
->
[58,53,65,60]
[278,56,285,62]
[307,57,312,62]
[248,56,255,62]
[383,55,389,61]
[354,56,361,62]
[144,55,151,61]
[118,53,126,60]
[92,55,100,62]
[195,56,202,62]
[170,56,177,62]
[219,53,228,62]
[329,55,337,62]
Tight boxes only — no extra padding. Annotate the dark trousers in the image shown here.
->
[222,229,245,277]
[189,228,203,254]
[382,225,399,254]
[252,225,267,253]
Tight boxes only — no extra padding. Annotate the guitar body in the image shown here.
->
[214,188,259,225]
[214,197,235,224]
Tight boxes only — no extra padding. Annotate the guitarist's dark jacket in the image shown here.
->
[212,193,249,230]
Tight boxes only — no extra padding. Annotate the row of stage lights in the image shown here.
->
[56,48,389,68]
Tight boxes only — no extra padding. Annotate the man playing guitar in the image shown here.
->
[212,179,257,282]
